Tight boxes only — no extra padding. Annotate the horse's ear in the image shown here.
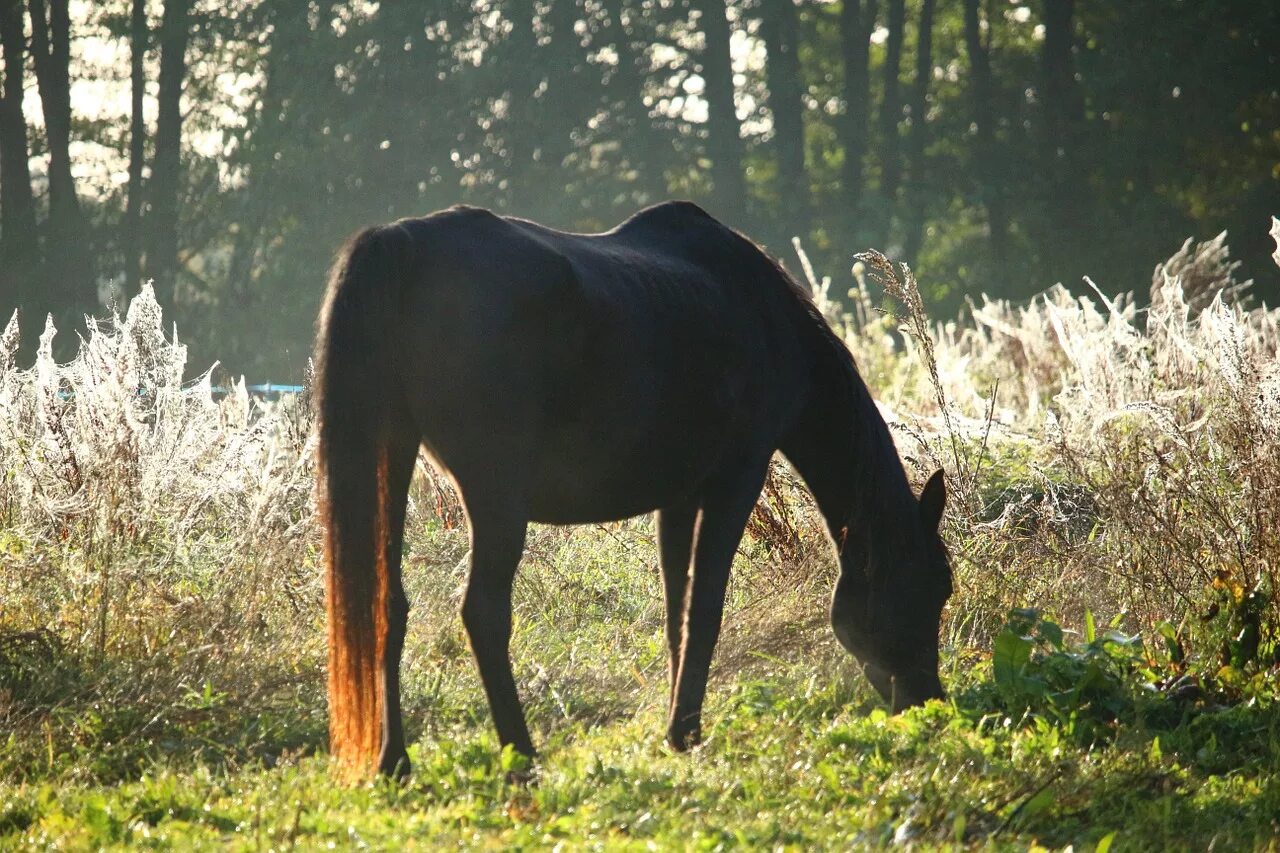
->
[919,469,946,531]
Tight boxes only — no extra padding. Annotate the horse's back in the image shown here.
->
[387,203,820,522]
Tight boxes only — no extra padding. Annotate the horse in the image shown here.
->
[313,200,953,778]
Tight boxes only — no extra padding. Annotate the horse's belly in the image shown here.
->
[524,457,710,523]
[523,406,749,523]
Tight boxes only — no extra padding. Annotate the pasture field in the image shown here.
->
[2,237,1279,849]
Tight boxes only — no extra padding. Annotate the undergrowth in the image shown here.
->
[1,224,1279,849]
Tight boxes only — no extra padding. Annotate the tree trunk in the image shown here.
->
[1041,0,1084,275]
[0,0,37,279]
[145,0,191,310]
[878,0,905,211]
[692,0,747,223]
[501,0,538,213]
[901,0,935,266]
[761,0,808,236]
[601,0,667,204]
[123,0,147,293]
[1041,0,1080,174]
[29,0,80,233]
[29,0,92,321]
[539,0,587,210]
[839,0,876,224]
[962,0,1008,271]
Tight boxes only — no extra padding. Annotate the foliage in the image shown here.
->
[983,608,1190,745]
[830,229,1280,657]
[1,1,1277,375]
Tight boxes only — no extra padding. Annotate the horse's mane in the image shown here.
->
[753,243,918,534]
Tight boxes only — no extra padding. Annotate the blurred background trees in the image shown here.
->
[0,0,1276,378]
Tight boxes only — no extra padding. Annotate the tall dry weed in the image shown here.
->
[826,228,1280,662]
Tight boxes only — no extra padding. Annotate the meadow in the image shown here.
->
[1,232,1278,850]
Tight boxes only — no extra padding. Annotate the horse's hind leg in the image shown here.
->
[460,506,535,757]
[378,428,420,778]
[657,500,699,711]
[668,460,770,751]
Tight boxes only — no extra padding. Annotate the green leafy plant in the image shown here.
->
[981,609,1168,743]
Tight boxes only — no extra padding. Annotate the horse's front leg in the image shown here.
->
[460,508,535,757]
[667,460,770,751]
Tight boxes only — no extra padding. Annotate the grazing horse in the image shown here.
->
[314,201,953,777]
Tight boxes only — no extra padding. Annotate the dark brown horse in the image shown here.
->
[314,201,952,777]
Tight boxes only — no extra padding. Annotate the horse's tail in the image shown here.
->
[313,225,407,776]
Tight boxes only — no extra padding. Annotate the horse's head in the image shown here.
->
[830,469,952,712]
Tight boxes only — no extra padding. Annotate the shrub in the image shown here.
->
[836,230,1280,663]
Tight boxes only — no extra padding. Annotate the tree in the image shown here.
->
[761,0,808,234]
[2,0,1273,377]
[878,0,905,214]
[600,0,669,205]
[838,0,876,224]
[29,0,93,318]
[1040,0,1084,277]
[539,0,589,195]
[1041,0,1080,182]
[145,0,192,309]
[692,0,747,223]
[0,0,37,284]
[901,0,935,266]
[224,0,319,303]
[29,0,78,233]
[123,0,147,292]
[962,0,1008,271]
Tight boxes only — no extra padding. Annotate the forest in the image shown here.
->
[0,0,1277,378]
[2,1,1280,848]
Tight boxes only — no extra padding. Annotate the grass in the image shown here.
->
[3,629,1278,849]
[2,229,1280,849]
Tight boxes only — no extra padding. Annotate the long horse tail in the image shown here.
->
[313,225,407,776]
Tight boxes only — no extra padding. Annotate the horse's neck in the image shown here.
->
[783,346,913,549]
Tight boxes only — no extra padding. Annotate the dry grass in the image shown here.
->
[816,231,1280,659]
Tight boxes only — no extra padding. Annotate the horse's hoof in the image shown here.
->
[505,765,538,786]
[666,724,702,752]
[377,751,411,781]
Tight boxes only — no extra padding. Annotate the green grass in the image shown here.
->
[4,556,1279,850]
[3,671,1278,849]
[2,505,1278,850]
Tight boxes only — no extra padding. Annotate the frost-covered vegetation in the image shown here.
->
[1,231,1279,848]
